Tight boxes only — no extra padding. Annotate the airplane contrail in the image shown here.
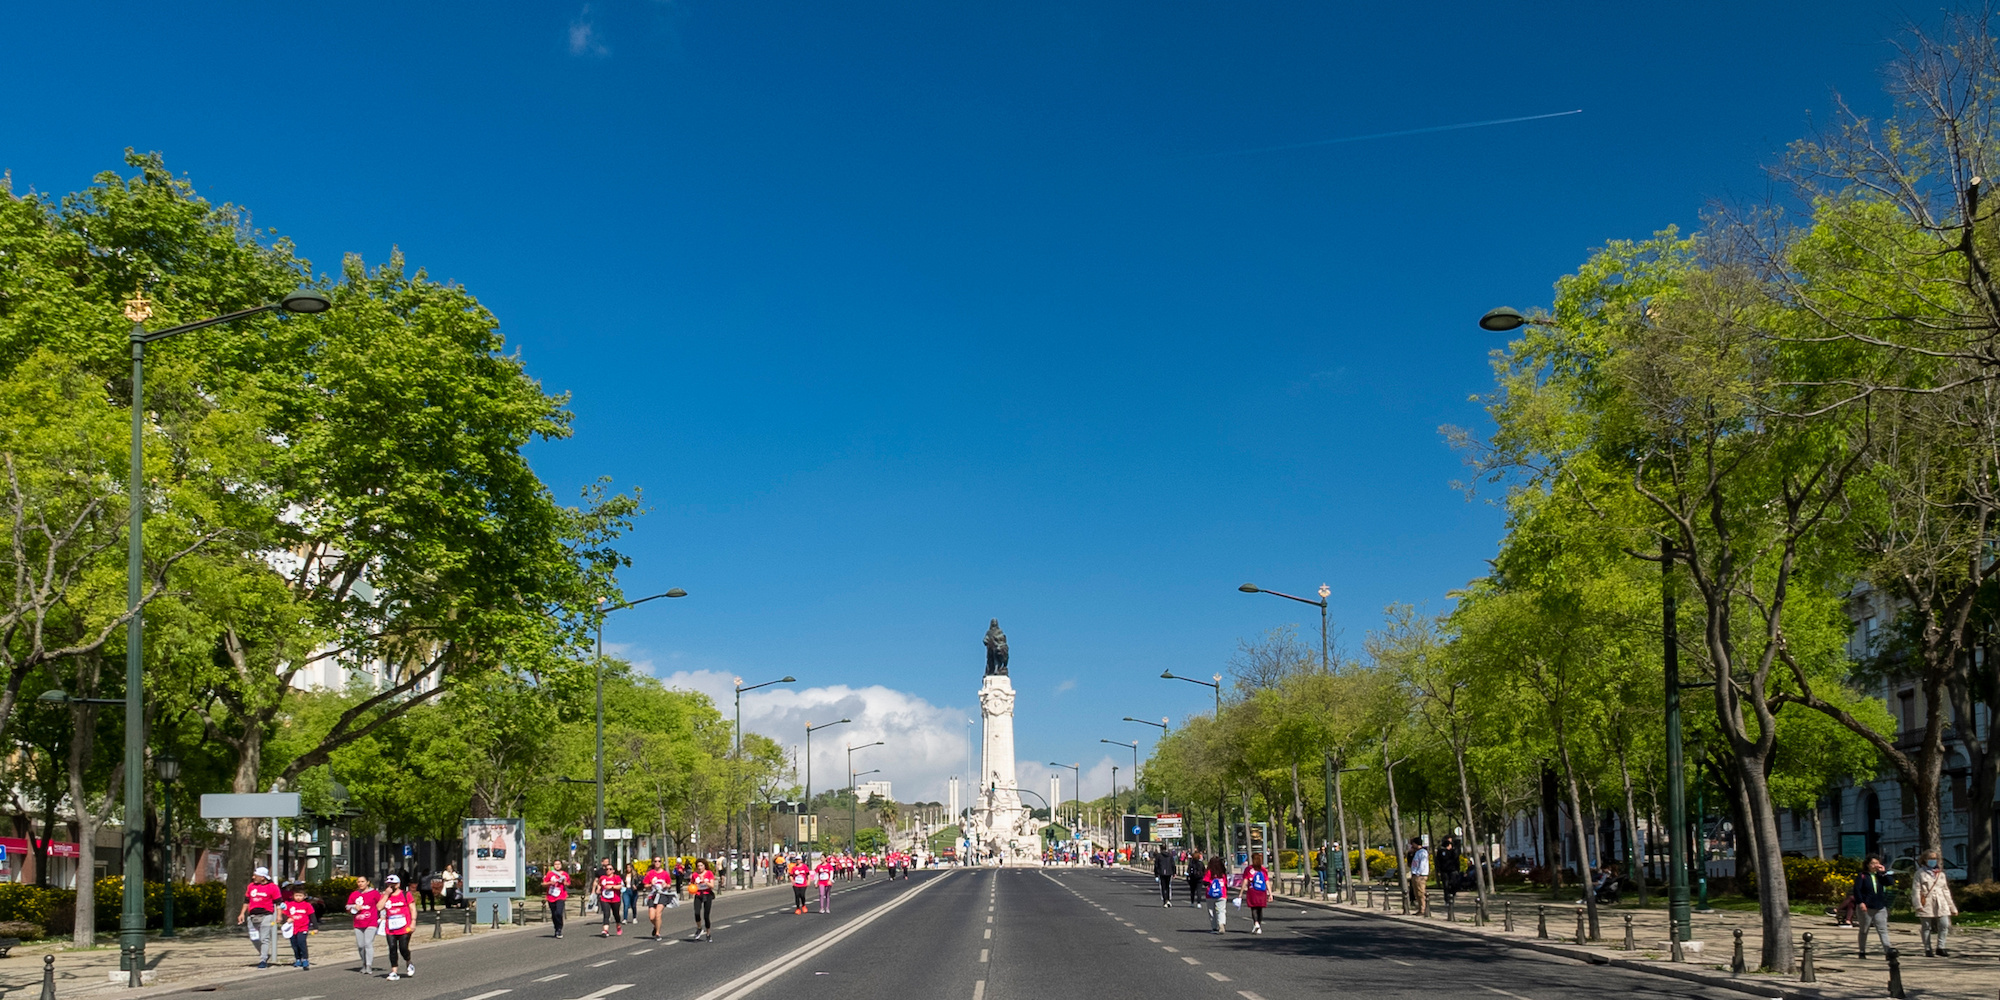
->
[1185,108,1583,159]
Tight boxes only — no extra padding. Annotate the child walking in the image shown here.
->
[278,885,316,969]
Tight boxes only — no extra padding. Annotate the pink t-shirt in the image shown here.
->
[346,889,381,928]
[642,868,670,890]
[381,890,416,935]
[282,900,314,935]
[544,870,570,902]
[244,880,282,914]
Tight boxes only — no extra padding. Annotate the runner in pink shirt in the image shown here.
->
[345,876,382,974]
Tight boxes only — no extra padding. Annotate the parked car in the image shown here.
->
[1888,856,1968,882]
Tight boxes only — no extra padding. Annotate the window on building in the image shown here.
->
[1900,690,1917,737]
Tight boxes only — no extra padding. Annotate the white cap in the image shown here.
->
[253,867,270,878]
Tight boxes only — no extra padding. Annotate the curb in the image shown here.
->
[1274,894,1830,1000]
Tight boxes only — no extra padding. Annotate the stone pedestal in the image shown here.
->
[968,673,1040,863]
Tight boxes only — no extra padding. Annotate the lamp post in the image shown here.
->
[118,290,331,983]
[1048,762,1081,844]
[1101,739,1139,818]
[802,719,850,858]
[1160,670,1224,856]
[1479,304,1687,940]
[850,769,881,852]
[1122,717,1169,812]
[1238,583,1332,672]
[155,753,181,936]
[593,589,686,867]
[846,742,883,852]
[733,676,795,887]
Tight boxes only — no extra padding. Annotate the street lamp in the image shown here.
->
[733,676,795,887]
[1100,739,1139,817]
[846,742,883,852]
[593,589,686,867]
[800,720,848,860]
[850,769,882,852]
[1122,718,1170,812]
[1048,762,1081,842]
[1159,670,1222,715]
[118,290,332,984]
[1478,305,1686,941]
[155,753,181,937]
[1239,582,1331,672]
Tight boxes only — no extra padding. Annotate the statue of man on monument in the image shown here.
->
[984,618,1009,675]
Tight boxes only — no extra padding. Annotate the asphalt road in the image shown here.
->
[163,869,1768,1000]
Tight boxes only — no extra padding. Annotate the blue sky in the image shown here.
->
[7,0,1901,803]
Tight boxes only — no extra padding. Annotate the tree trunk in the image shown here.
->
[1557,732,1599,940]
[1451,743,1492,914]
[1953,643,1996,882]
[1616,745,1649,905]
[1383,741,1410,915]
[1811,797,1826,861]
[1540,765,1563,896]
[224,724,264,923]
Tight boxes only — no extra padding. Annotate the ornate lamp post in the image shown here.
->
[155,753,181,937]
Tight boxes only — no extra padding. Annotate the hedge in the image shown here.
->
[0,879,230,938]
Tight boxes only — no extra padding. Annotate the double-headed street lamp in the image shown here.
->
[593,590,686,866]
[802,719,851,857]
[1238,582,1331,672]
[1479,303,1689,942]
[847,742,884,851]
[733,676,795,887]
[115,291,332,984]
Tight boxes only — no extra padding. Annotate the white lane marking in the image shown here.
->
[463,991,513,1000]
[986,916,993,923]
[1181,956,1202,966]
[1391,959,1413,967]
[1238,993,1268,1000]
[1207,972,1232,982]
[1162,946,1180,953]
[588,960,616,967]
[661,940,678,946]
[983,929,991,939]
[560,988,632,1000]
[1481,989,1534,1000]
[1134,929,1147,934]
[1147,937,1161,943]
[972,982,985,1000]
[533,975,569,983]
[686,874,953,1000]
[979,949,990,962]
[628,949,651,956]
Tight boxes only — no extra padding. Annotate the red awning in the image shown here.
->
[0,837,82,858]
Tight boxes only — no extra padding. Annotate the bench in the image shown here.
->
[0,937,22,958]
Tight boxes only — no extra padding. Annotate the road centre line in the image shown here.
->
[1239,993,1268,1000]
[972,982,985,1000]
[686,873,951,1000]
[628,950,650,956]
[559,987,631,1000]
[979,949,989,962]
[1481,988,1535,1000]
[1181,957,1201,966]
[588,960,616,967]
[533,974,568,982]
[463,992,512,1000]
[1207,973,1231,982]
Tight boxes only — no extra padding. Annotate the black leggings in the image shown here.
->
[550,900,565,934]
[1159,876,1174,902]
[693,893,714,930]
[386,933,411,968]
[794,887,808,909]
[600,899,621,926]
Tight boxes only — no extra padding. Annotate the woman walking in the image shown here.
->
[1914,849,1959,957]
[1241,852,1271,934]
[346,876,382,974]
[379,874,418,980]
[643,857,673,939]
[593,860,625,937]
[1185,850,1205,905]
[544,863,571,938]
[689,859,719,941]
[1202,856,1230,934]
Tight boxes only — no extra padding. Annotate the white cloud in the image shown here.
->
[568,7,609,57]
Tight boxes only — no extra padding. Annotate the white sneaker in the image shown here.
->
[386,974,401,982]
[405,964,415,977]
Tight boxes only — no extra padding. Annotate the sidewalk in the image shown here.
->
[1282,885,1998,1000]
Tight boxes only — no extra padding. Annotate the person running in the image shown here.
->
[593,860,625,936]
[346,875,382,974]
[644,857,673,939]
[1202,856,1230,934]
[790,856,811,914]
[814,854,836,913]
[279,884,317,969]
[238,866,283,968]
[1153,848,1177,907]
[688,859,719,941]
[1241,852,1271,934]
[544,863,571,939]
[379,874,417,980]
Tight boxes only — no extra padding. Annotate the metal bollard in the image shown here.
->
[1537,905,1548,939]
[1447,897,1456,923]
[1731,928,1746,975]
[1623,914,1635,951]
[431,909,443,939]
[1800,932,1816,983]
[1503,900,1513,933]
[463,907,474,935]
[40,955,54,1000]
[1476,896,1487,926]
[1885,947,1905,999]
[1574,907,1586,946]
[1669,915,1685,963]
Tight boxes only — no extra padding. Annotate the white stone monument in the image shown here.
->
[967,620,1041,864]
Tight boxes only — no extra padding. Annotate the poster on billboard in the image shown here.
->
[463,818,524,894]
[1155,813,1184,840]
